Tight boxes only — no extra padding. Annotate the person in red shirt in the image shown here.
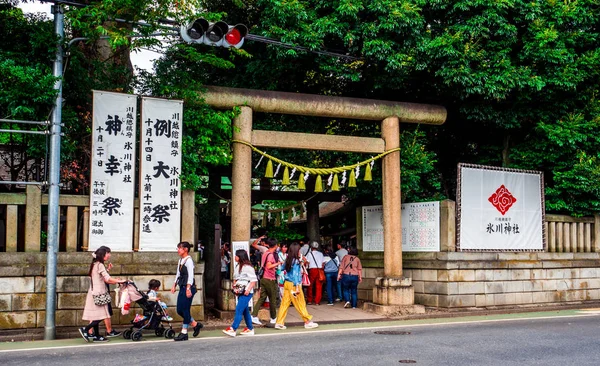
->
[251,238,284,325]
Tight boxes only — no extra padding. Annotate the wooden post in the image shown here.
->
[181,190,195,244]
[66,206,78,252]
[82,207,90,251]
[6,205,18,252]
[439,200,456,252]
[594,214,600,252]
[25,185,42,252]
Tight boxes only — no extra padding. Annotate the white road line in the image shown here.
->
[1,312,597,353]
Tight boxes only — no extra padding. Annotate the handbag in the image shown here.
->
[318,268,326,283]
[93,292,112,306]
[232,282,247,296]
[90,262,111,306]
[309,250,326,283]
[300,262,311,287]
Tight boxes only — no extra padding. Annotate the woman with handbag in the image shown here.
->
[171,241,203,341]
[79,246,126,342]
[274,242,318,330]
[223,249,257,337]
[337,246,363,309]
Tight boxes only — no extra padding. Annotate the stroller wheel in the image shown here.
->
[155,328,165,337]
[164,329,175,339]
[123,329,132,340]
[131,331,143,342]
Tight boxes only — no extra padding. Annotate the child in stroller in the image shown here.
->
[119,281,176,341]
[147,279,173,321]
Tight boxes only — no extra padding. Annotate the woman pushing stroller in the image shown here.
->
[79,246,127,342]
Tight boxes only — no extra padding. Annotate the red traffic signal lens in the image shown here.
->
[225,29,242,45]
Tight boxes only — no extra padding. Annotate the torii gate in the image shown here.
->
[203,86,446,312]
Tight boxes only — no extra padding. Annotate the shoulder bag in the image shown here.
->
[90,263,112,306]
[310,251,326,282]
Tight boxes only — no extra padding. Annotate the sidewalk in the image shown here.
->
[2,302,600,351]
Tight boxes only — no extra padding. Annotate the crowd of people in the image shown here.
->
[219,236,363,337]
[79,237,361,343]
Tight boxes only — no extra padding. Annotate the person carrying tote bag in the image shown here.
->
[79,246,126,343]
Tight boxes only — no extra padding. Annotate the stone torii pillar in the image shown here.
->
[231,106,253,248]
[207,86,446,314]
[367,117,422,315]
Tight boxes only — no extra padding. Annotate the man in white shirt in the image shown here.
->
[300,240,310,256]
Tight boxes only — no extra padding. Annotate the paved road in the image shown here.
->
[2,311,600,366]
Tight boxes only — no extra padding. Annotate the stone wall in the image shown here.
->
[0,252,204,335]
[359,252,600,308]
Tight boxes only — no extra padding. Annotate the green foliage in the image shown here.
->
[0,7,57,121]
[136,44,240,190]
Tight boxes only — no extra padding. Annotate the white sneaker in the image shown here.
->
[344,301,351,308]
[270,318,276,324]
[274,323,287,330]
[239,328,254,336]
[304,321,319,329]
[222,327,236,337]
[251,316,263,325]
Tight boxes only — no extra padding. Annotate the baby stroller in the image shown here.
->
[118,281,176,341]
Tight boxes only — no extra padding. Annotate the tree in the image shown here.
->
[201,0,600,215]
[0,6,56,188]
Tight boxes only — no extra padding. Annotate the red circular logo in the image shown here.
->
[488,185,517,215]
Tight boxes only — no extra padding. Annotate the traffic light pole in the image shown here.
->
[44,3,64,341]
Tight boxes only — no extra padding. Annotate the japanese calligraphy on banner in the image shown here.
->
[457,163,545,251]
[89,91,137,252]
[362,202,440,252]
[139,97,183,251]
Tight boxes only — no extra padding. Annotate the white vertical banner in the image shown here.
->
[457,164,545,251]
[362,202,440,252]
[139,97,183,251]
[89,91,137,252]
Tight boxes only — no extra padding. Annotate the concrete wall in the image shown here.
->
[0,252,204,336]
[360,252,600,308]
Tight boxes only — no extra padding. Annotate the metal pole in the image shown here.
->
[44,4,64,341]
[0,129,49,135]
[0,119,50,126]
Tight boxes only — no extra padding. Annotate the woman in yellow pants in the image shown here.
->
[274,242,319,329]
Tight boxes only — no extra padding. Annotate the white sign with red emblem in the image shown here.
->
[457,164,545,251]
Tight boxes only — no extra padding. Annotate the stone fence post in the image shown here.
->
[440,199,456,252]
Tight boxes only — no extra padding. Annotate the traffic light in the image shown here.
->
[180,19,248,49]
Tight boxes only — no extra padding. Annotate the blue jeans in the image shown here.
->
[325,271,338,303]
[341,274,359,308]
[232,293,254,331]
[176,285,197,326]
[337,280,342,300]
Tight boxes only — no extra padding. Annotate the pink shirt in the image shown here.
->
[260,250,278,280]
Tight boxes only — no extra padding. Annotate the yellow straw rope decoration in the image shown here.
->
[232,139,401,176]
